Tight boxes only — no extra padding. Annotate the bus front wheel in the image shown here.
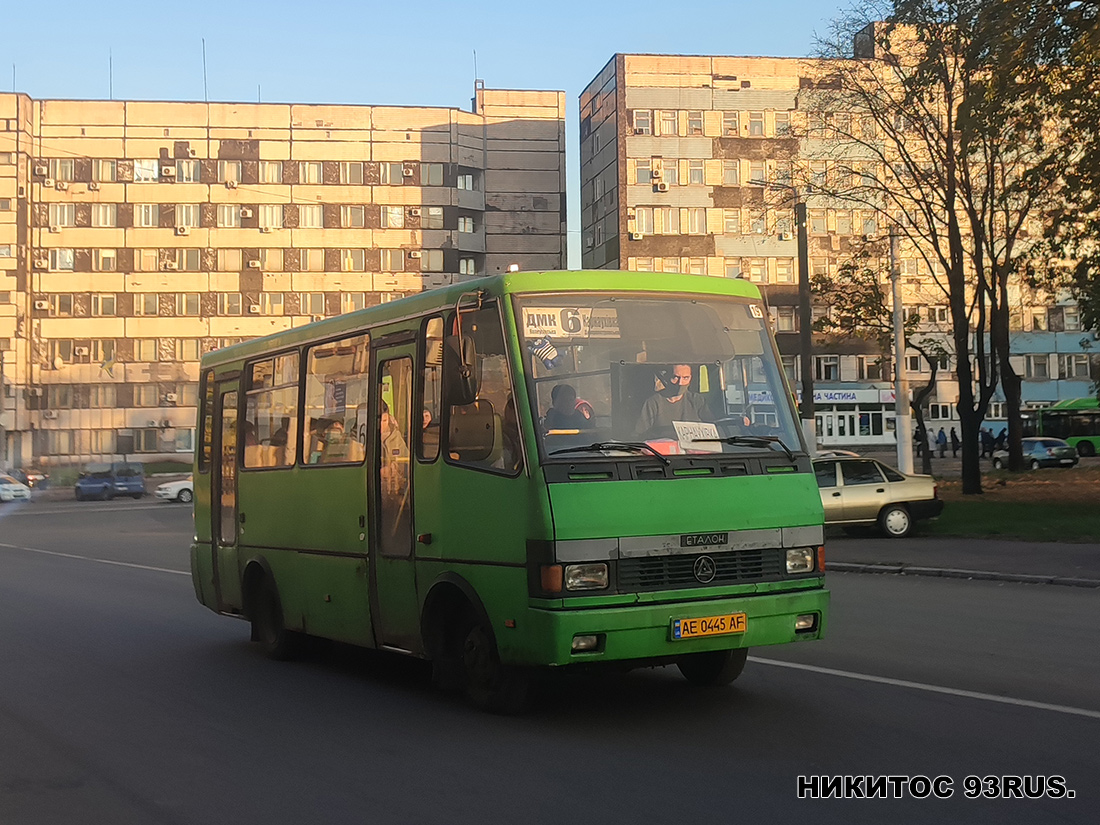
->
[677,648,748,687]
[460,619,529,714]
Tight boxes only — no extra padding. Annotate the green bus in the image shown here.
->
[1021,397,1100,456]
[190,271,828,711]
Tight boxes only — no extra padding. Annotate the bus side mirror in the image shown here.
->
[444,333,478,407]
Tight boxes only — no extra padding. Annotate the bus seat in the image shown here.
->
[449,399,496,461]
[487,413,504,465]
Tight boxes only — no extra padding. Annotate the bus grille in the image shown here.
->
[618,549,785,591]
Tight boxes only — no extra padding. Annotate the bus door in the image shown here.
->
[211,382,243,612]
[369,342,421,652]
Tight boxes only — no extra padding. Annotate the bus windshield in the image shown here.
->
[515,292,802,460]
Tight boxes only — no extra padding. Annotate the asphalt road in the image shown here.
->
[0,500,1096,824]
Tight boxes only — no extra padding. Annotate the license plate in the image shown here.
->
[1061,459,1073,464]
[672,612,747,640]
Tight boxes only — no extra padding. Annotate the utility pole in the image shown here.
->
[795,200,815,453]
[0,348,6,469]
[890,230,914,473]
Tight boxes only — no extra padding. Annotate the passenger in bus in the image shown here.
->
[543,383,594,432]
[634,364,712,440]
[380,401,409,491]
[321,418,365,463]
[269,416,291,464]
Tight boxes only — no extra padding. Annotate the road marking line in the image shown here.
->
[749,656,1100,720]
[0,503,173,517]
[0,541,189,576]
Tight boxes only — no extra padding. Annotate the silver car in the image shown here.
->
[813,457,944,538]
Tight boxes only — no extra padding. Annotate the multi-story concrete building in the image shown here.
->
[0,84,567,468]
[579,52,1093,450]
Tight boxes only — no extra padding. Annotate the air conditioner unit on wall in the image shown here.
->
[655,182,669,192]
[42,410,58,419]
[630,232,644,241]
[55,181,68,191]
[408,250,422,259]
[240,207,253,218]
[249,305,261,314]
[779,232,793,241]
[188,148,197,157]
[259,226,272,234]
[161,166,176,178]
[225,180,238,189]
[402,167,414,177]
[34,164,48,176]
[247,260,261,269]
[33,258,49,270]
[165,392,178,402]
[175,226,190,236]
[34,299,49,310]
[48,225,61,234]
[163,261,178,270]
[408,207,421,217]
[74,346,90,356]
[43,178,55,187]
[88,181,100,191]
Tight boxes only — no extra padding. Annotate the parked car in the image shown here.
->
[9,468,49,488]
[154,475,194,504]
[816,449,861,459]
[0,474,32,502]
[813,456,944,538]
[992,437,1079,470]
[74,462,146,501]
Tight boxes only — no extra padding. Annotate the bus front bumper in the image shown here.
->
[515,585,829,667]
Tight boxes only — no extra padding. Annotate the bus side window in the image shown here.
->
[445,305,522,475]
[302,334,370,465]
[419,316,444,462]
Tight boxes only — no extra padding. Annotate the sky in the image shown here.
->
[4,0,850,266]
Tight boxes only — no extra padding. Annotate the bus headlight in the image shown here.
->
[564,563,609,591]
[786,548,814,574]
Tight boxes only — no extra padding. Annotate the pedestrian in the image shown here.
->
[936,427,947,458]
[914,428,923,458]
[980,427,994,458]
[949,427,959,458]
[927,427,937,459]
[995,427,1007,451]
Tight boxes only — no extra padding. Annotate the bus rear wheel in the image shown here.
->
[250,578,304,661]
[677,648,748,687]
[460,619,529,714]
[1077,440,1096,457]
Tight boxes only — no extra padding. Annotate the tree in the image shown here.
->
[807,0,1058,491]
[812,245,952,474]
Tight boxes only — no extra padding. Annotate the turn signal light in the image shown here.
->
[540,564,563,593]
[817,545,826,572]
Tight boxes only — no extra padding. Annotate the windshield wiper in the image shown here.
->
[692,435,797,463]
[549,441,672,466]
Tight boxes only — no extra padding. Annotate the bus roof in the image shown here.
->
[1046,397,1100,412]
[200,270,764,369]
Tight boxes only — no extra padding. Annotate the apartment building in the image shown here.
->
[579,52,1093,449]
[0,84,567,467]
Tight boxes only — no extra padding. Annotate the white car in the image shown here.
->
[154,475,194,503]
[0,474,32,502]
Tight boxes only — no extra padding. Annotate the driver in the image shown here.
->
[634,364,711,440]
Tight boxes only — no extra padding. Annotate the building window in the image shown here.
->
[259,248,282,271]
[176,203,200,228]
[217,293,242,315]
[687,111,704,135]
[634,257,654,273]
[134,294,158,316]
[656,206,678,234]
[298,204,323,228]
[259,161,282,183]
[747,258,767,282]
[835,210,852,235]
[748,160,766,186]
[380,249,404,271]
[633,110,652,134]
[776,259,795,283]
[133,159,159,182]
[300,292,325,316]
[632,159,651,185]
[299,161,322,184]
[49,294,74,316]
[456,172,477,191]
[776,307,797,332]
[50,249,75,271]
[458,216,475,233]
[136,204,159,228]
[300,249,324,271]
[1058,354,1090,379]
[91,203,117,227]
[658,110,678,136]
[1063,306,1081,331]
[748,112,765,136]
[633,207,653,235]
[175,249,202,271]
[687,160,704,185]
[49,203,75,227]
[748,209,767,235]
[175,160,200,182]
[724,258,741,279]
[259,293,283,315]
[662,257,681,273]
[93,159,116,182]
[217,205,241,228]
[421,250,444,271]
[176,293,201,316]
[809,209,827,234]
[687,257,706,275]
[423,206,443,229]
[722,111,739,136]
[259,204,283,229]
[49,158,76,181]
[380,163,404,185]
[91,294,116,316]
[381,206,404,228]
[721,160,740,186]
[135,339,158,361]
[217,249,242,271]
[422,163,443,186]
[342,249,366,271]
[218,161,242,183]
[815,355,840,381]
[339,162,364,184]
[92,249,117,271]
[775,112,791,135]
[685,207,706,235]
[342,293,367,313]
[341,205,365,228]
[175,339,201,361]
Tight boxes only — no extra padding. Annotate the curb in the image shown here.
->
[828,562,1100,589]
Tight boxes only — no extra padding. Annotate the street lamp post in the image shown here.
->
[795,200,815,453]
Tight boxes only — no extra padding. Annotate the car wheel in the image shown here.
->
[459,615,529,714]
[677,648,748,687]
[992,457,1004,469]
[878,504,912,538]
[178,489,194,504]
[1030,459,1041,471]
[250,577,304,661]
